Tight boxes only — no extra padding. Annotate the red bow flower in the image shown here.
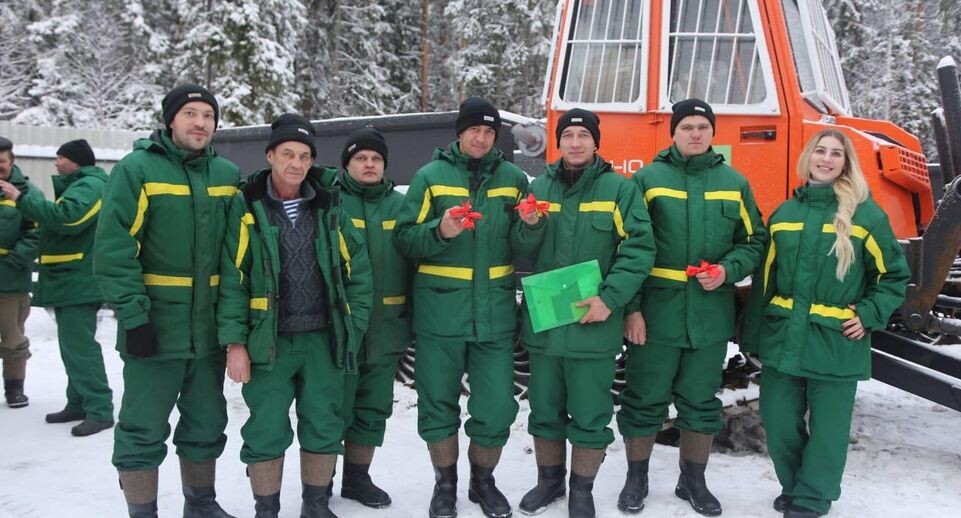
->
[686,260,722,279]
[515,193,551,217]
[450,199,483,230]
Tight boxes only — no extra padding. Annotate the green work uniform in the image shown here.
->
[0,165,39,362]
[338,172,412,446]
[94,130,240,470]
[394,142,528,447]
[513,156,655,448]
[217,167,372,464]
[18,165,112,420]
[617,144,767,437]
[742,183,909,514]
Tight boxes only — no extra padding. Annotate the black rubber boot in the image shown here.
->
[518,465,566,515]
[253,493,280,518]
[127,501,158,518]
[71,418,114,437]
[468,464,512,518]
[341,461,390,508]
[46,407,86,423]
[301,483,337,518]
[617,459,649,514]
[773,494,791,512]
[429,464,458,518]
[183,485,236,518]
[783,504,824,518]
[675,458,722,516]
[567,473,596,518]
[3,379,28,408]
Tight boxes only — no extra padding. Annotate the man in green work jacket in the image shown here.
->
[616,99,767,516]
[94,85,239,518]
[335,127,411,509]
[395,96,528,518]
[0,139,112,436]
[513,109,656,518]
[0,136,39,409]
[218,113,372,518]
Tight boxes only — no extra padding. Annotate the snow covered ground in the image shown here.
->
[1,309,959,518]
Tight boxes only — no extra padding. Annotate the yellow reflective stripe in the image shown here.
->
[207,186,238,197]
[416,185,471,224]
[351,218,366,229]
[143,273,193,287]
[547,203,562,213]
[338,230,351,278]
[129,188,148,238]
[144,182,190,196]
[650,267,688,282]
[762,240,777,293]
[769,296,856,320]
[770,222,804,234]
[771,295,793,310]
[383,295,407,305]
[579,201,616,213]
[645,187,688,203]
[210,275,220,287]
[0,248,9,255]
[0,199,15,208]
[613,207,627,239]
[236,212,254,270]
[250,297,268,310]
[63,199,101,227]
[705,190,753,239]
[823,224,887,281]
[40,253,83,264]
[489,265,515,279]
[382,220,396,230]
[418,264,473,280]
[487,187,520,199]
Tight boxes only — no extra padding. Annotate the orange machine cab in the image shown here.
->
[544,0,933,238]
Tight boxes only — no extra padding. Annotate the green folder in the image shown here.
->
[522,260,603,333]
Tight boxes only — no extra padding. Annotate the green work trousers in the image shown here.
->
[415,336,518,447]
[342,349,402,446]
[112,352,228,470]
[241,332,345,464]
[617,341,727,437]
[526,350,616,449]
[760,366,857,515]
[0,292,30,362]
[54,303,113,420]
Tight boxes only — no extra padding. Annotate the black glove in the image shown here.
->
[125,323,159,358]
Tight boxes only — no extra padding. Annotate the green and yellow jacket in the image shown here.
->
[18,165,107,307]
[93,130,240,359]
[631,145,767,348]
[741,183,909,380]
[338,172,412,360]
[394,142,529,342]
[514,156,656,358]
[0,166,40,294]
[217,167,372,373]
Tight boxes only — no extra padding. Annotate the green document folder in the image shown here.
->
[522,260,603,333]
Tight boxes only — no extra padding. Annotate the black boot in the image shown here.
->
[468,464,512,518]
[248,457,284,518]
[119,469,158,518]
[46,407,86,423]
[617,459,649,514]
[254,493,280,518]
[301,483,337,518]
[430,465,458,518]
[342,461,391,508]
[773,494,791,512]
[519,465,566,515]
[127,501,158,518]
[675,458,722,516]
[568,473,596,518]
[71,418,114,437]
[783,504,824,518]
[184,485,236,517]
[4,379,28,408]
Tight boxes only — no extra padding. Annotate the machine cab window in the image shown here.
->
[782,0,851,114]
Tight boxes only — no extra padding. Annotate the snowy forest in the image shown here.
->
[1,0,960,152]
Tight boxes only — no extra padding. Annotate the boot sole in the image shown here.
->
[518,491,564,516]
[428,509,457,518]
[675,486,722,517]
[7,401,28,409]
[468,489,513,518]
[616,500,645,514]
[341,489,392,509]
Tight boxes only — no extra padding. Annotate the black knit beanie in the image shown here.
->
[0,137,12,153]
[341,127,388,168]
[57,139,96,167]
[161,84,220,129]
[455,96,500,137]
[556,108,601,148]
[265,113,317,157]
[670,98,716,136]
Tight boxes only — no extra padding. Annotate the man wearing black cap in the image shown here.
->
[0,136,40,409]
[615,99,767,516]
[218,113,372,518]
[395,96,528,518]
[94,84,240,517]
[333,127,411,509]
[512,108,655,518]
[0,139,113,437]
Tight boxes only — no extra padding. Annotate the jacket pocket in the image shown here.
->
[800,321,870,378]
[413,285,472,337]
[705,200,741,261]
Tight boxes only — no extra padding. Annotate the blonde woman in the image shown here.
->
[742,130,910,518]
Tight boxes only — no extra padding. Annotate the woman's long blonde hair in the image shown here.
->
[797,130,869,281]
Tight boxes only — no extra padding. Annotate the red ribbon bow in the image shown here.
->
[686,260,722,279]
[515,193,551,217]
[450,199,482,230]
